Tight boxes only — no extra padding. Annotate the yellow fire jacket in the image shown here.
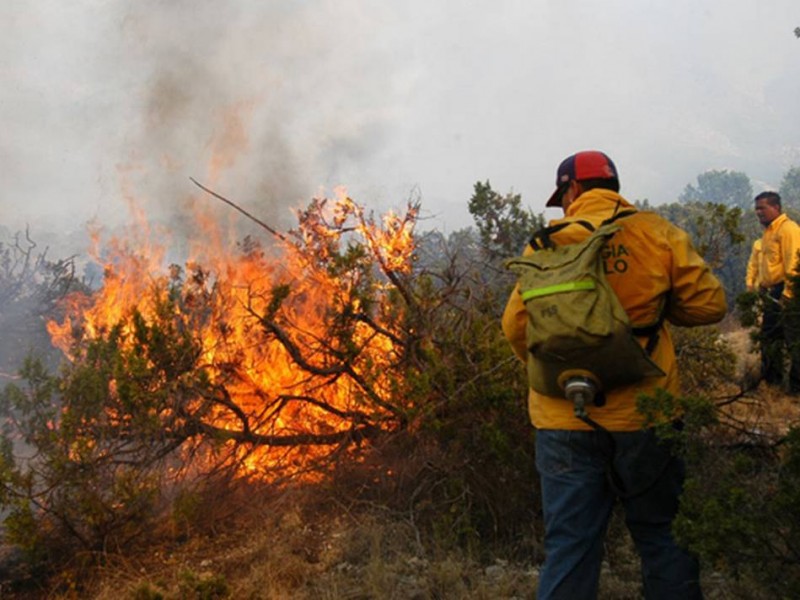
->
[502,189,728,431]
[757,213,800,297]
[745,239,763,291]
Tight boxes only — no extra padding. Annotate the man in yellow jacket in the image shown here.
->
[503,150,727,599]
[753,191,800,391]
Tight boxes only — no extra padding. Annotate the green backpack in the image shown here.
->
[505,212,665,402]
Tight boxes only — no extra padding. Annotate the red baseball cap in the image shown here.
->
[545,150,619,207]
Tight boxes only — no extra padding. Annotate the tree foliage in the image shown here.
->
[467,180,543,261]
[780,165,800,211]
[637,388,800,598]
[680,169,753,210]
[0,229,83,379]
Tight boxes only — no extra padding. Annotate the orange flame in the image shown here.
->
[48,189,418,481]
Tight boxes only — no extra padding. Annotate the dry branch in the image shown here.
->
[190,177,289,243]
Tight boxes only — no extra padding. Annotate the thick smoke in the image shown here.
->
[2,2,411,246]
[112,2,405,241]
[3,1,800,241]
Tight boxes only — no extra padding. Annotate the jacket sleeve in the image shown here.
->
[665,224,728,326]
[502,283,529,363]
[780,221,800,298]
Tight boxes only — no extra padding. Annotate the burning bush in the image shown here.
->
[0,191,535,573]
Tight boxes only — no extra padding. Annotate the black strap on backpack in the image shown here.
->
[631,295,670,355]
[529,219,595,251]
[529,203,637,249]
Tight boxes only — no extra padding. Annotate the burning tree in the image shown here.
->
[54,192,421,465]
[0,189,532,559]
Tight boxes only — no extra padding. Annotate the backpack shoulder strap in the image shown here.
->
[631,293,670,355]
[529,219,595,251]
[600,207,637,227]
[530,203,638,251]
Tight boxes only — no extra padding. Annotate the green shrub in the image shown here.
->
[638,388,800,596]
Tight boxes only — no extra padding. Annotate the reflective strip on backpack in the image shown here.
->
[520,280,595,301]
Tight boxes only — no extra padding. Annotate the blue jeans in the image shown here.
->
[535,428,702,600]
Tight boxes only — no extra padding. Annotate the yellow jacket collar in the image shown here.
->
[766,212,789,232]
[564,188,635,218]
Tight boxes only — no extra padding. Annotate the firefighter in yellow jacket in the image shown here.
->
[503,151,727,599]
[753,191,800,391]
[746,238,763,292]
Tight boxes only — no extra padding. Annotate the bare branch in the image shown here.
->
[190,177,289,244]
[187,420,382,447]
[275,394,374,423]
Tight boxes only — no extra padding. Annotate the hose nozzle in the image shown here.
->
[563,376,598,420]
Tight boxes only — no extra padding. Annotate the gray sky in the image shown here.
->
[2,0,799,240]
